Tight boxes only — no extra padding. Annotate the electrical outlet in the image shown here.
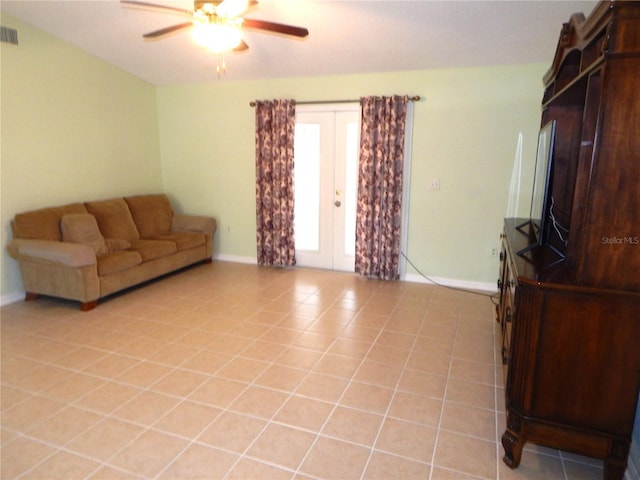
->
[428,178,441,190]
[491,248,498,257]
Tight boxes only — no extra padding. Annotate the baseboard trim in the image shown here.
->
[213,254,257,265]
[212,257,498,293]
[1,291,25,308]
[403,273,498,293]
[1,261,497,308]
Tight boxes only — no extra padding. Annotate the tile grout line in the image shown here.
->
[93,293,289,479]
[360,286,437,480]
[426,308,460,480]
[215,282,363,479]
[292,283,391,480]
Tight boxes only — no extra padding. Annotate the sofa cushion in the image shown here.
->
[149,232,205,251]
[125,194,173,238]
[12,203,88,241]
[60,214,108,256]
[97,250,143,276]
[85,198,140,242]
[129,239,177,261]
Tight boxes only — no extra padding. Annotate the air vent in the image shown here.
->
[1,26,19,45]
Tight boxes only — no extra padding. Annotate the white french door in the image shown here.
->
[294,105,360,271]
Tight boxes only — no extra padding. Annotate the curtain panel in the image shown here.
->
[355,95,409,280]
[254,99,297,267]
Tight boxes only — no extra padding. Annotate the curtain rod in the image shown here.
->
[249,96,420,107]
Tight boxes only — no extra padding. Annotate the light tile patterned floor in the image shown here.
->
[1,262,605,479]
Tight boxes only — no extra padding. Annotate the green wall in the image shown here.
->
[0,14,162,299]
[156,65,545,287]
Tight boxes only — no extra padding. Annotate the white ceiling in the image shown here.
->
[2,0,599,86]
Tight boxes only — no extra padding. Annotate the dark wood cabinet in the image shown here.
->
[497,2,640,479]
[538,1,640,290]
[499,220,640,480]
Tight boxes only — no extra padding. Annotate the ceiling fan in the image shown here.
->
[121,0,309,54]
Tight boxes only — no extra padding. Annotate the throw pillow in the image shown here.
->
[60,213,107,256]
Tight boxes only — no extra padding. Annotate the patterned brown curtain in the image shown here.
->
[355,95,409,280]
[255,99,297,267]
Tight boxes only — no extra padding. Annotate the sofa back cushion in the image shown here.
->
[85,198,140,242]
[124,194,173,238]
[12,203,88,241]
[60,213,108,256]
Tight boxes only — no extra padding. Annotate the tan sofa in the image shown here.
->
[7,194,216,311]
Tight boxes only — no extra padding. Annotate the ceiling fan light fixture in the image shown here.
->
[215,0,249,18]
[192,19,243,54]
[125,0,308,77]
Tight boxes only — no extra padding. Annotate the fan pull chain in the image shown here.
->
[216,54,227,78]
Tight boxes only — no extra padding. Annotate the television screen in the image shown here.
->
[529,120,556,244]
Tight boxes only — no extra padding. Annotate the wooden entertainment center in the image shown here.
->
[497,2,640,479]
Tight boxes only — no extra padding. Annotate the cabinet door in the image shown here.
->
[511,287,640,434]
[566,61,640,291]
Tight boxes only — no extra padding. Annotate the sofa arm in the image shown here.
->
[8,239,96,267]
[171,214,217,237]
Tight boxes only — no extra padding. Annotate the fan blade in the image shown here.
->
[143,22,193,38]
[234,40,249,51]
[242,18,308,38]
[120,0,192,16]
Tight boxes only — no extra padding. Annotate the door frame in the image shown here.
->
[294,103,360,271]
[293,101,413,278]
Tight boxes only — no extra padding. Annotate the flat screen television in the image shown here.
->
[518,120,556,252]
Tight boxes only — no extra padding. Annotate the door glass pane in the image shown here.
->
[294,123,320,251]
[344,122,358,256]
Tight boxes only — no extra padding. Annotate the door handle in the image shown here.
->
[334,200,342,207]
